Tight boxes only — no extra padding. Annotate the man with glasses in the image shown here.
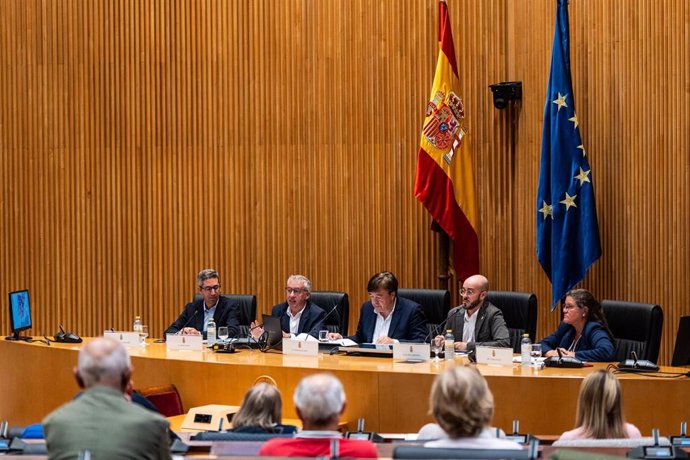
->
[251,275,326,339]
[163,268,241,339]
[329,271,427,344]
[434,274,510,352]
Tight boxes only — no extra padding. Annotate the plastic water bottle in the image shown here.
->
[444,329,455,360]
[207,318,217,345]
[520,333,531,366]
[133,315,142,333]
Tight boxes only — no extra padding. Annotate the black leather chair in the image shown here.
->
[309,291,349,336]
[397,288,450,341]
[671,316,690,367]
[602,299,663,363]
[193,293,257,337]
[485,291,538,353]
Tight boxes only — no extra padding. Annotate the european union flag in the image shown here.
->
[537,0,601,310]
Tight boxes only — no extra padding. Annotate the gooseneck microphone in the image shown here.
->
[175,309,199,335]
[423,308,462,344]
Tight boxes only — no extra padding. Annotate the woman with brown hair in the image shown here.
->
[541,288,616,362]
[231,383,296,434]
[559,370,641,440]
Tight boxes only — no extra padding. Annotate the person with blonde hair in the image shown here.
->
[231,383,295,434]
[420,366,522,449]
[559,370,641,440]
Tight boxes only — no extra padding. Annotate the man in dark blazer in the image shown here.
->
[164,269,241,339]
[329,272,428,344]
[251,275,326,339]
[434,274,510,353]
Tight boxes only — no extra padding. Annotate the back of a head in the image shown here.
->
[293,373,345,428]
[576,370,627,438]
[430,366,494,438]
[232,383,283,431]
[78,337,131,389]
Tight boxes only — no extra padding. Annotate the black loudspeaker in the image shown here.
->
[489,81,522,109]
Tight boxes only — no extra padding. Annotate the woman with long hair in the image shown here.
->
[559,370,641,439]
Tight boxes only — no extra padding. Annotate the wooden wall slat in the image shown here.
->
[1,0,688,364]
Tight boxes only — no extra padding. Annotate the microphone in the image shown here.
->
[175,309,199,335]
[323,304,341,324]
[424,308,462,344]
[620,350,658,372]
[545,347,583,368]
[631,350,639,365]
[556,347,564,362]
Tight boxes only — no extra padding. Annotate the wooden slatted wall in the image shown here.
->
[0,0,688,364]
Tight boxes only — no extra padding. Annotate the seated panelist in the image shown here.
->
[163,269,241,339]
[251,275,326,339]
[329,271,427,344]
[540,288,616,362]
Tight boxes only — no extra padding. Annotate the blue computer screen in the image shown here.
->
[9,290,31,333]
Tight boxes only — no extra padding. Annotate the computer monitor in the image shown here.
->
[6,290,32,341]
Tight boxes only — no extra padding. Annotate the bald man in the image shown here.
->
[434,275,510,353]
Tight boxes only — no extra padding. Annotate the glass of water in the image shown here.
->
[432,342,442,363]
[140,325,149,345]
[530,343,542,365]
[218,326,229,343]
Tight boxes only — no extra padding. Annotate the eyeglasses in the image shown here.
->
[459,288,479,296]
[200,285,221,293]
[285,288,307,295]
[368,292,390,301]
[562,303,581,311]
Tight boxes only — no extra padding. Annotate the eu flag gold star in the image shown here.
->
[553,93,568,112]
[574,167,591,186]
[560,192,577,211]
[577,144,586,157]
[539,201,553,219]
[569,113,579,129]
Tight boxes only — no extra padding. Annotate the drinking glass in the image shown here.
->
[218,326,229,343]
[318,330,329,342]
[530,343,542,365]
[432,343,442,363]
[140,325,149,345]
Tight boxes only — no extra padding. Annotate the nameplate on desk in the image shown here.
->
[104,331,141,347]
[282,338,318,356]
[166,334,203,351]
[393,343,430,362]
[476,346,513,366]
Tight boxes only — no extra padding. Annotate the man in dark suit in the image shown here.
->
[163,269,241,339]
[434,274,510,353]
[329,271,428,344]
[251,275,326,339]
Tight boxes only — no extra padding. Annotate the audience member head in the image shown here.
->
[232,383,283,431]
[563,288,612,335]
[75,337,132,392]
[293,373,346,430]
[575,370,629,438]
[197,268,221,307]
[460,274,489,313]
[430,366,494,438]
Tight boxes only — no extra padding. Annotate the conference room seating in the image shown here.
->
[602,300,663,363]
[194,293,257,337]
[138,384,184,417]
[190,431,293,441]
[393,441,539,459]
[552,436,671,448]
[671,316,690,366]
[397,289,451,341]
[309,291,349,335]
[485,291,538,353]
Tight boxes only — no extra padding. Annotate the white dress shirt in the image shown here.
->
[372,299,397,343]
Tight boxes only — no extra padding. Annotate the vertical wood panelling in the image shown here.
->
[0,0,688,364]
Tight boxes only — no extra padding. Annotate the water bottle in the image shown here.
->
[520,333,531,366]
[207,318,217,345]
[444,329,455,360]
[133,315,142,333]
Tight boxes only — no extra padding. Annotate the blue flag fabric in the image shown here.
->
[537,0,602,310]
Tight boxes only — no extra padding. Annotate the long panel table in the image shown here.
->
[2,339,689,435]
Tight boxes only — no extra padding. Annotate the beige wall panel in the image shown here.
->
[1,0,689,364]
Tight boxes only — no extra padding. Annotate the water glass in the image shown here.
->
[218,326,229,342]
[530,343,542,365]
[140,325,149,345]
[432,345,442,363]
[319,330,329,342]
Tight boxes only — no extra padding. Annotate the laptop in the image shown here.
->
[671,316,690,366]
[261,314,283,351]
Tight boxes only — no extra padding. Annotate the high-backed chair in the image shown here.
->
[602,299,663,363]
[309,291,349,336]
[397,289,450,341]
[671,316,690,367]
[485,291,538,353]
[193,293,257,337]
[137,384,184,417]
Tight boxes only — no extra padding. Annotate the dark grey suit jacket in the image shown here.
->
[445,301,510,352]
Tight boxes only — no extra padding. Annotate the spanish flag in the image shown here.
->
[415,0,478,281]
